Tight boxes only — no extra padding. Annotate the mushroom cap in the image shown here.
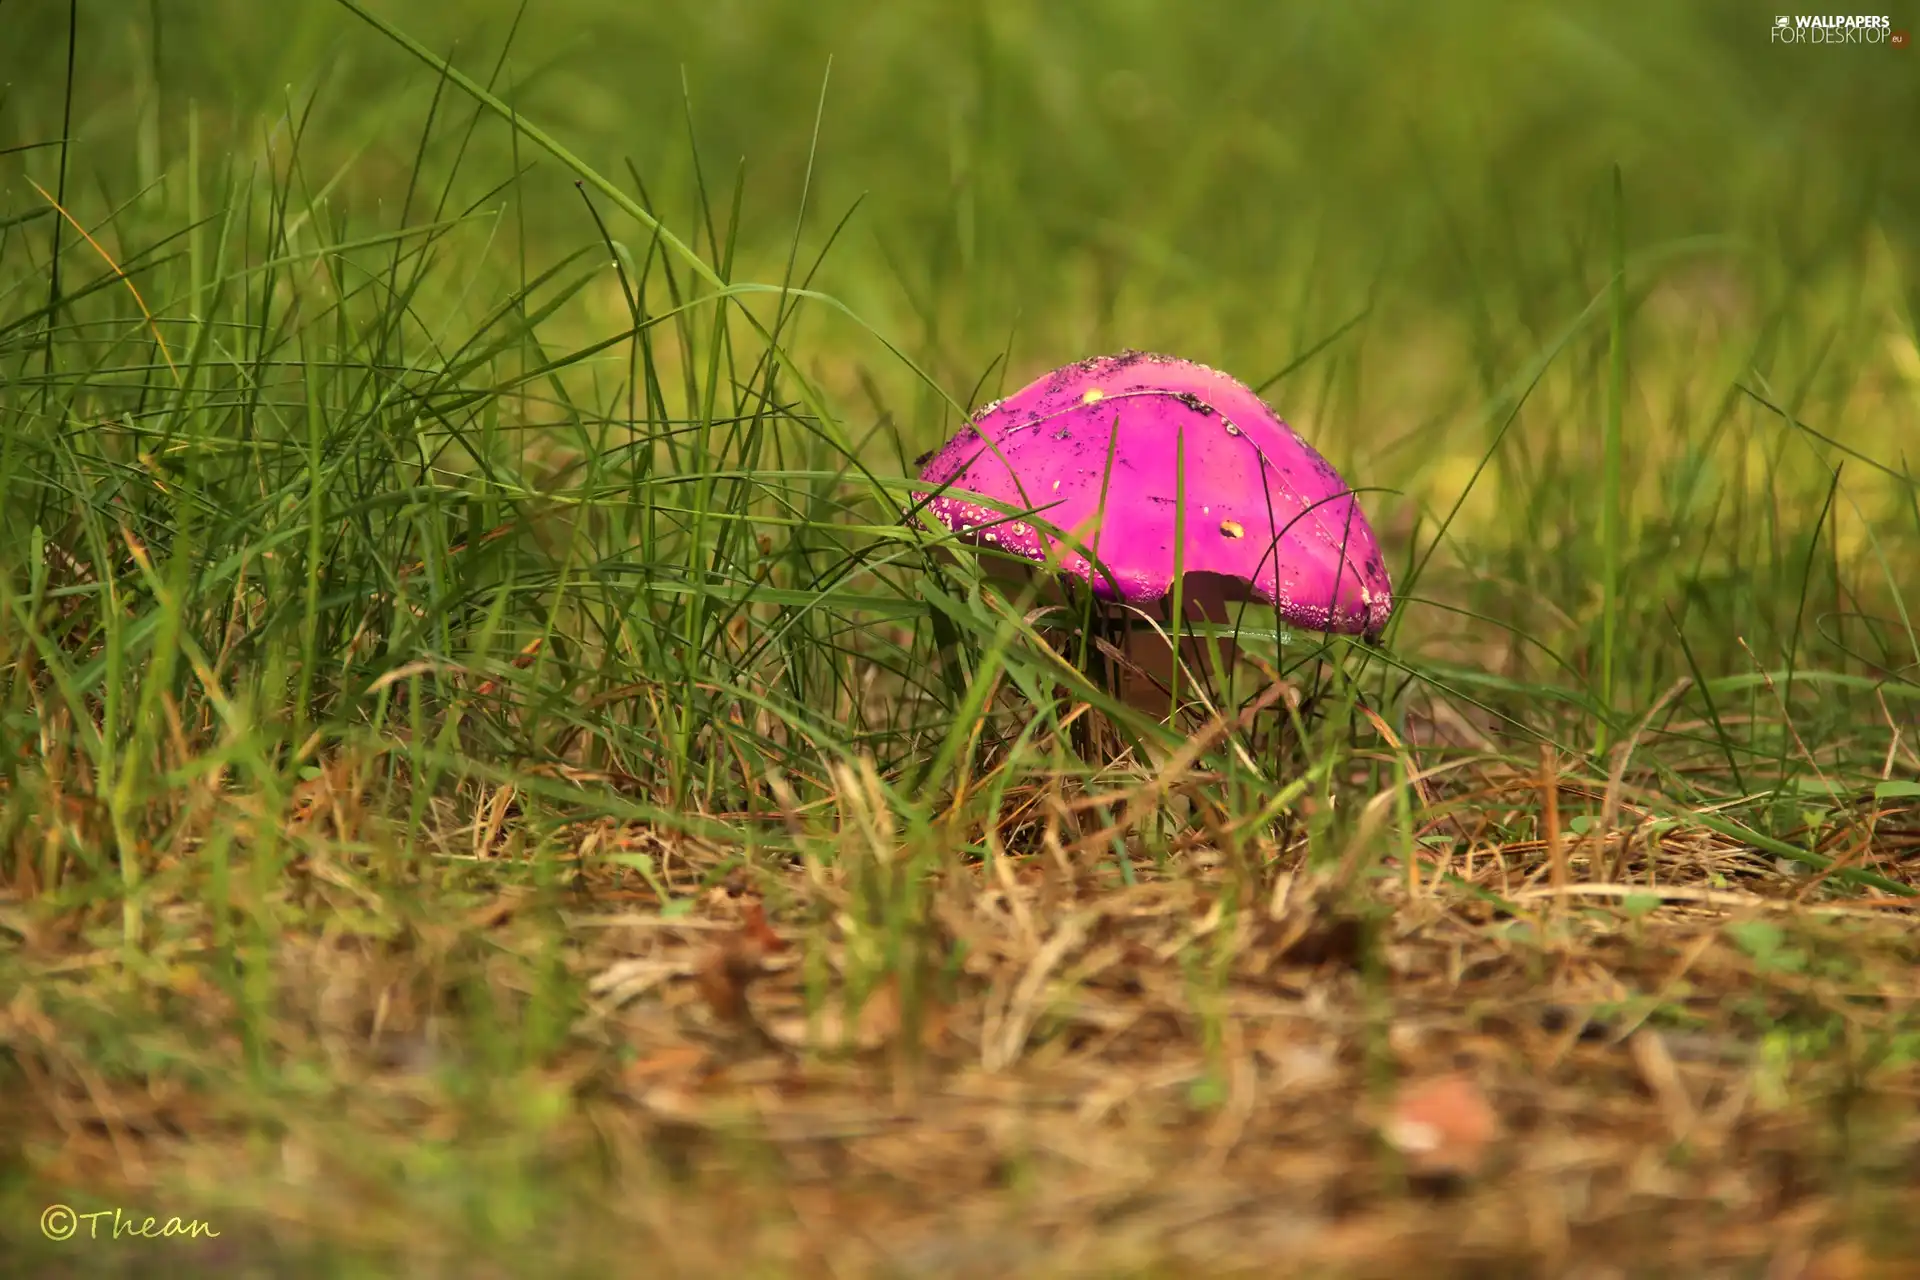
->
[914,351,1393,638]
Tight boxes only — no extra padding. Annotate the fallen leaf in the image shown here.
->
[855,976,903,1049]
[694,896,787,1026]
[695,943,763,1025]
[623,1045,711,1088]
[739,899,788,953]
[1381,1072,1500,1178]
[852,974,953,1053]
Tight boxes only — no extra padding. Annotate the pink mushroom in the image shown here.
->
[912,350,1392,716]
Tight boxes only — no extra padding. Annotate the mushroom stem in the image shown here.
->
[932,549,1249,752]
[1109,574,1243,725]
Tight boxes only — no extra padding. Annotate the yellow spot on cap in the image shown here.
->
[1082,388,1105,404]
[1219,520,1244,539]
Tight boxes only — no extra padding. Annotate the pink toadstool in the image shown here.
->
[911,350,1392,718]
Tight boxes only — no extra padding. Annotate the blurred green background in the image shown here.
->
[4,0,1918,663]
[8,0,1917,357]
[13,7,1920,409]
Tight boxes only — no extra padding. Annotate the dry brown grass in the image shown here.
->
[6,745,1920,1279]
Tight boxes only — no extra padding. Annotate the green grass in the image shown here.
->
[3,1,1920,1275]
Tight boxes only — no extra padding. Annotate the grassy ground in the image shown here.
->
[3,2,1920,1275]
